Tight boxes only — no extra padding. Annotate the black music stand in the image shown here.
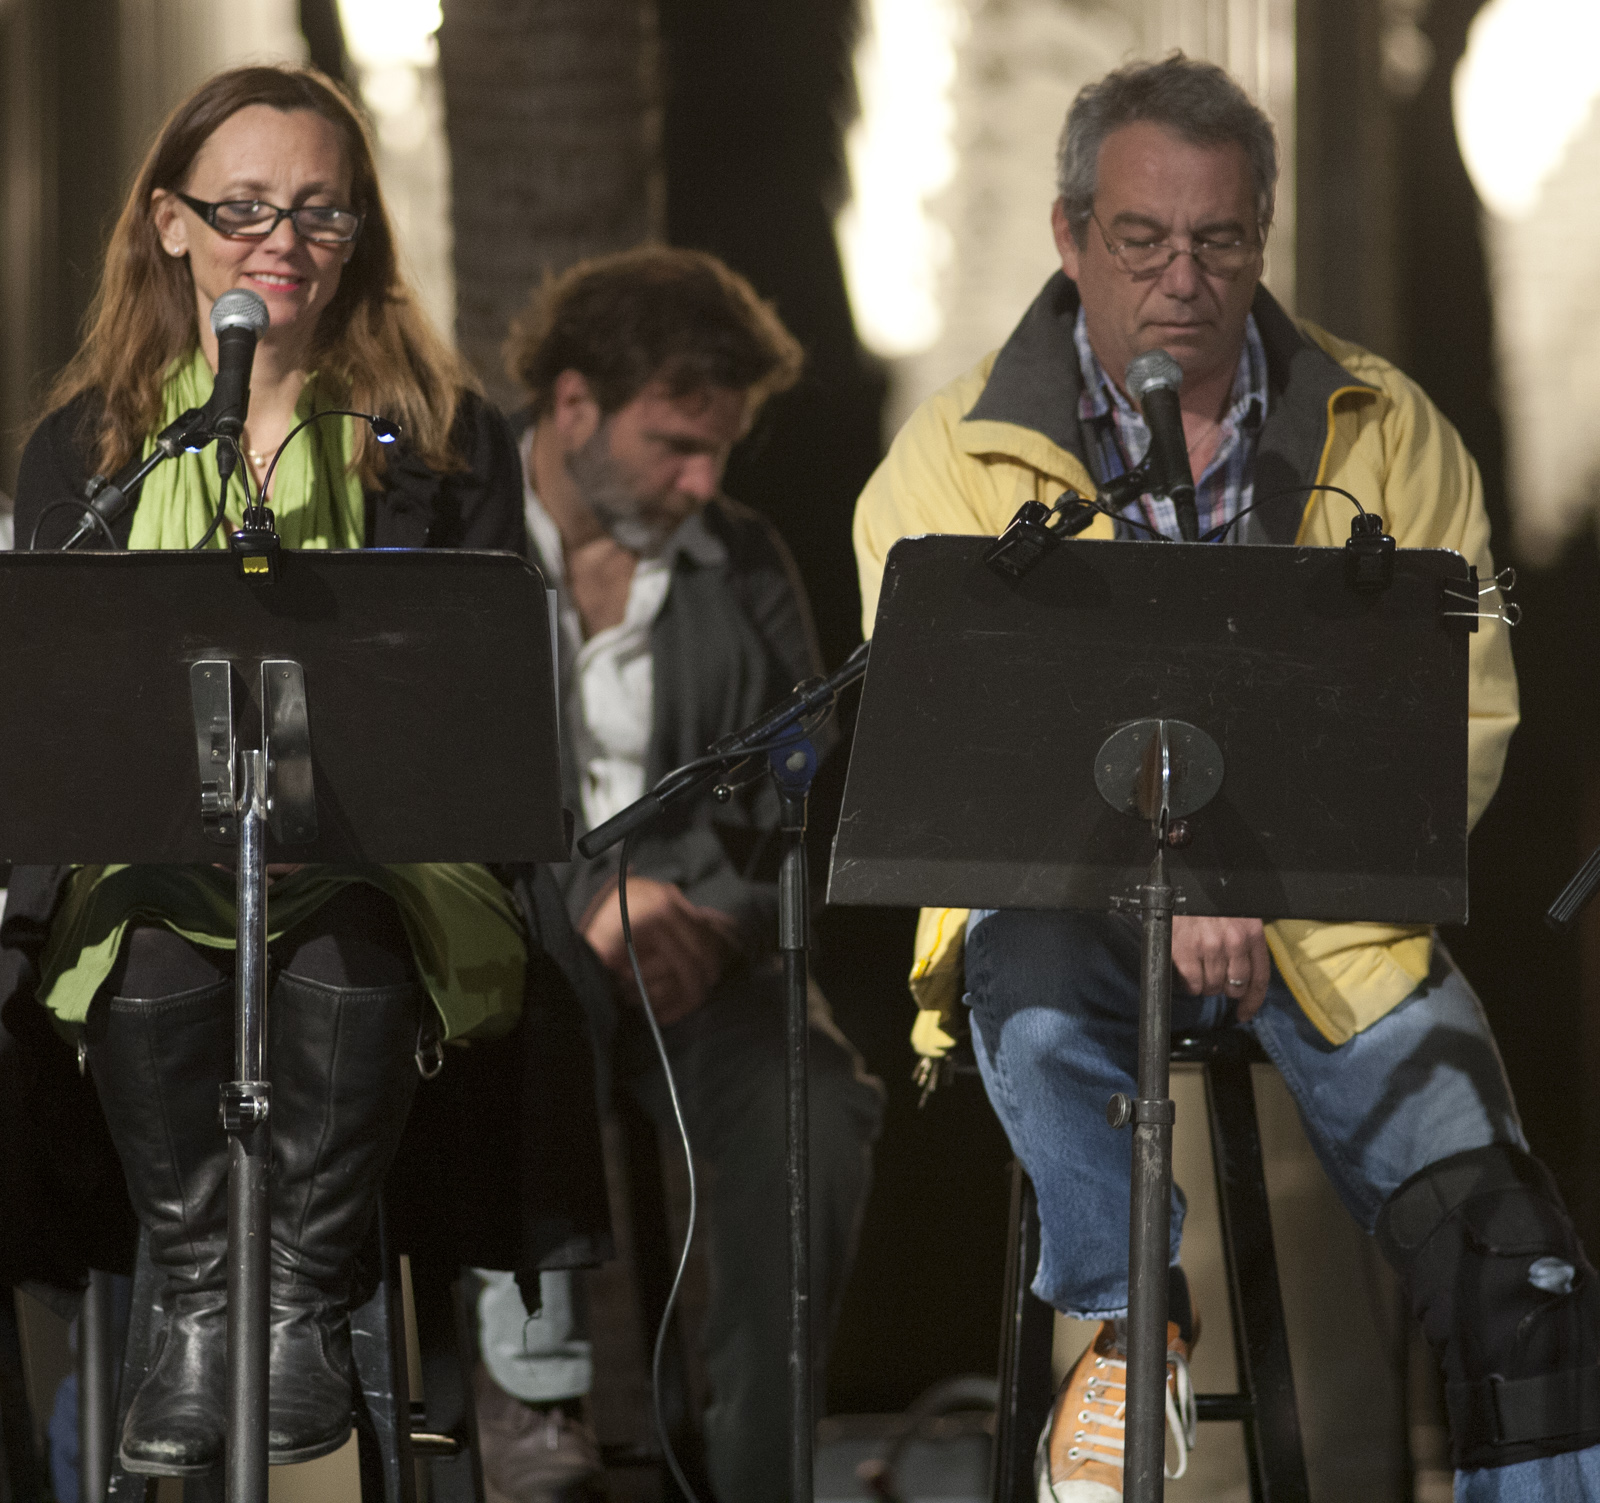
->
[828,535,1478,1503]
[0,548,566,1503]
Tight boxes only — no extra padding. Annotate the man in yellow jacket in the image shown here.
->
[854,54,1600,1503]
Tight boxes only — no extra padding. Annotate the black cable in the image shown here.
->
[28,498,120,552]
[1200,483,1375,543]
[1057,494,1173,541]
[192,436,254,551]
[257,407,395,517]
[616,833,706,1503]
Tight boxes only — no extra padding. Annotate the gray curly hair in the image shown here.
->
[1057,53,1278,244]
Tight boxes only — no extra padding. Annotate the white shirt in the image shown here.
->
[521,438,725,832]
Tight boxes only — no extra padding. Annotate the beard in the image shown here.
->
[566,423,679,557]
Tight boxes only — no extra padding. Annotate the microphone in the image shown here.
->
[1126,349,1198,542]
[206,288,269,481]
[57,289,268,548]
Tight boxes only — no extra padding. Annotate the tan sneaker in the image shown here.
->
[1033,1318,1198,1501]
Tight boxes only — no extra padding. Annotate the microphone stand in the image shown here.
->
[59,406,213,550]
[1547,847,1600,931]
[578,639,870,1502]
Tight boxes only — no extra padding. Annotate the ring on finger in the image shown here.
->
[1226,976,1247,988]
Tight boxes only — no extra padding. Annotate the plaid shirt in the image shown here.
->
[1074,308,1268,543]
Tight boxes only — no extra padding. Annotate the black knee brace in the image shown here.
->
[1376,1144,1600,1469]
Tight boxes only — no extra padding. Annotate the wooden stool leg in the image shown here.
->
[410,1266,485,1503]
[0,1286,47,1503]
[1204,1053,1310,1503]
[991,1160,1055,1503]
[105,1231,161,1503]
[79,1268,117,1503]
[350,1205,417,1503]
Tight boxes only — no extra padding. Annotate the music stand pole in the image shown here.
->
[1123,838,1177,1503]
[771,739,820,1503]
[576,646,869,1495]
[223,750,271,1503]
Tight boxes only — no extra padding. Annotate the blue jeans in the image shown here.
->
[964,908,1600,1497]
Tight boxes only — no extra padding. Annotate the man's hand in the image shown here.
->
[583,876,738,1026]
[1170,916,1270,1021]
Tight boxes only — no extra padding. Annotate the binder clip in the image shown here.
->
[1442,566,1520,633]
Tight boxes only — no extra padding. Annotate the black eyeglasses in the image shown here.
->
[175,191,363,246]
[1091,212,1260,279]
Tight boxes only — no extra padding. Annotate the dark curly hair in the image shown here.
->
[504,247,803,419]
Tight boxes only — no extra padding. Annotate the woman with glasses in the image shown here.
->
[19,63,520,547]
[4,64,553,1479]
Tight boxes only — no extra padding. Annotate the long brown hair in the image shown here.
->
[43,64,474,483]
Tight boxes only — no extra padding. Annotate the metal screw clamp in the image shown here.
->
[219,1081,271,1131]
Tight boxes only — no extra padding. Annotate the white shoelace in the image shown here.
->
[1065,1348,1127,1470]
[1166,1348,1197,1480]
[1063,1345,1198,1480]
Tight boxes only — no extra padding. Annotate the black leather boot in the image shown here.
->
[85,981,233,1476]
[265,972,424,1463]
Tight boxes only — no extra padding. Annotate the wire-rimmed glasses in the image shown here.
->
[1091,212,1260,278]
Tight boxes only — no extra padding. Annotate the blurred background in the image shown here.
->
[3,1,1600,1498]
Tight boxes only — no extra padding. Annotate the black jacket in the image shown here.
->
[532,490,833,955]
[0,390,613,1301]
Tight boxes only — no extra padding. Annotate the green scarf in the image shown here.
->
[128,346,365,551]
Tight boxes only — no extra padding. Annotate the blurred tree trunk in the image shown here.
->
[0,0,121,491]
[298,0,351,86]
[658,0,883,669]
[438,0,662,410]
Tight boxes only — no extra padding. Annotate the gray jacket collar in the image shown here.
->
[964,271,1374,543]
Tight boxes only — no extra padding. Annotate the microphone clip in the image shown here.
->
[984,491,1099,580]
[1343,510,1396,593]
[231,506,281,584]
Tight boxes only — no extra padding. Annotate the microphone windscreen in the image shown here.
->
[211,288,269,335]
[1126,348,1183,406]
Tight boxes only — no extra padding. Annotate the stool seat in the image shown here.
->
[1170,1028,1269,1065]
[991,1029,1309,1503]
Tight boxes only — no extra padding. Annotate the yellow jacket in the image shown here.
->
[852,276,1519,1050]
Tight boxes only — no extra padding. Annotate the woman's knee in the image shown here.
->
[106,924,230,1001]
[275,883,416,991]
